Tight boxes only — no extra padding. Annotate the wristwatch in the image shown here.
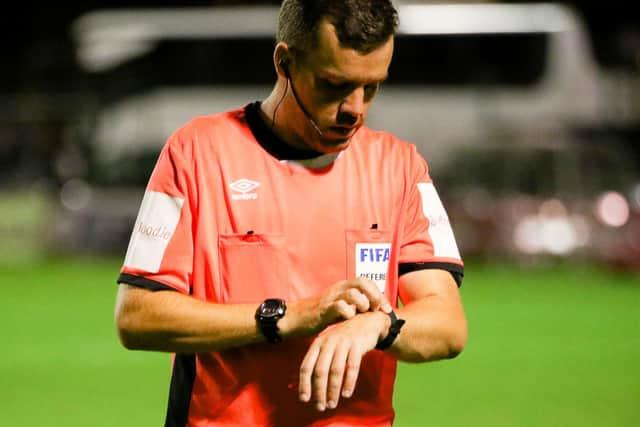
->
[255,298,287,343]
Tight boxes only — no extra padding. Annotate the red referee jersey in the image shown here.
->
[118,105,463,426]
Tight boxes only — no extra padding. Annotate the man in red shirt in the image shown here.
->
[115,1,467,426]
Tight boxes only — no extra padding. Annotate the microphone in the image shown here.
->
[282,61,324,137]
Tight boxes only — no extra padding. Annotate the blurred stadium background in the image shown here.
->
[1,1,638,426]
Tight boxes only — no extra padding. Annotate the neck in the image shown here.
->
[261,82,318,152]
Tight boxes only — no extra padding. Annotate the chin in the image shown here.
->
[314,137,352,153]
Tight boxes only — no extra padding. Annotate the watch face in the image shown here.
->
[261,299,285,318]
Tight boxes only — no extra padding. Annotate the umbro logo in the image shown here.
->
[229,178,260,200]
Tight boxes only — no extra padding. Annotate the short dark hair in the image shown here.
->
[277,0,399,55]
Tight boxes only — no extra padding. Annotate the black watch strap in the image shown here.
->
[376,310,406,350]
[255,299,286,344]
[259,318,281,343]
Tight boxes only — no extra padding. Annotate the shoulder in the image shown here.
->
[352,126,428,171]
[170,107,248,145]
[163,106,251,158]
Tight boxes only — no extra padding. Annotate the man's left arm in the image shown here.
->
[387,147,467,362]
[387,268,467,362]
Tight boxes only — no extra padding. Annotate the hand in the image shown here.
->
[298,311,391,411]
[281,277,392,338]
[317,277,392,326]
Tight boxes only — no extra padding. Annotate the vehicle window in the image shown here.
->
[92,31,550,105]
[94,37,277,103]
[388,33,548,86]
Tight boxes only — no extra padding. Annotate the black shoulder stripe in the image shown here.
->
[398,262,464,287]
[117,273,178,292]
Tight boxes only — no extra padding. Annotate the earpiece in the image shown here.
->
[277,55,324,137]
[279,59,290,79]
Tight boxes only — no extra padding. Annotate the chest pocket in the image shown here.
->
[218,233,288,303]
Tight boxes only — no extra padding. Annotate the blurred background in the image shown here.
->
[1,1,638,426]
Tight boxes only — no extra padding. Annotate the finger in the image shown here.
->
[299,343,321,403]
[378,294,392,313]
[354,278,392,313]
[333,300,356,319]
[341,346,363,399]
[326,339,350,409]
[311,340,337,412]
[345,288,370,312]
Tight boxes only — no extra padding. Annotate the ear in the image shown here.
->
[274,42,291,79]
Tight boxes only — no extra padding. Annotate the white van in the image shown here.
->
[59,2,614,255]
[72,2,601,171]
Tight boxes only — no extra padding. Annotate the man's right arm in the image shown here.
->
[115,278,390,353]
[115,284,262,353]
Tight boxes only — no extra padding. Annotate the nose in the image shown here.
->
[338,87,365,124]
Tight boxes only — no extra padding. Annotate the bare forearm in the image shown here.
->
[388,296,467,363]
[385,269,467,363]
[115,285,263,353]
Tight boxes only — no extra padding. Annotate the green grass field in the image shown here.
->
[1,257,638,426]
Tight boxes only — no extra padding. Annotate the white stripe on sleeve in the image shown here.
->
[123,190,185,273]
[417,182,461,260]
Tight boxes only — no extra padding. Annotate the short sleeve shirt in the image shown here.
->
[118,104,463,427]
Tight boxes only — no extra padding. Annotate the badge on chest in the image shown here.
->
[354,242,392,293]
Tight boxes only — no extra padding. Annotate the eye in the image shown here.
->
[364,83,380,100]
[319,78,350,92]
[316,77,382,102]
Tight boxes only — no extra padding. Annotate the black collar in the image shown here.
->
[244,101,325,160]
